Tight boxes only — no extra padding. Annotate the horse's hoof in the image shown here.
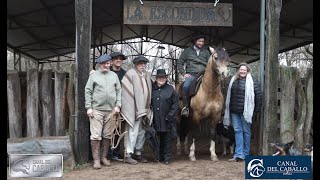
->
[211,156,219,161]
[190,157,196,161]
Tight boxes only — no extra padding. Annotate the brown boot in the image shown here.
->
[101,138,111,166]
[91,140,101,169]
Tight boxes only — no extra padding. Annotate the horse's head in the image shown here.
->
[209,47,230,80]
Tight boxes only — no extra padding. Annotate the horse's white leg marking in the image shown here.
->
[210,140,219,161]
[222,138,227,156]
[184,134,189,154]
[230,143,234,155]
[189,138,196,161]
[176,137,181,155]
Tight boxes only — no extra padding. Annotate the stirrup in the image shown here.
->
[181,107,189,117]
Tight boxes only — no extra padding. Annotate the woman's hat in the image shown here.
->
[153,69,170,77]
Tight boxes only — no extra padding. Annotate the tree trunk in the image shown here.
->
[294,72,306,151]
[39,70,55,136]
[304,69,313,144]
[279,66,296,144]
[262,0,282,155]
[7,70,23,138]
[26,69,40,137]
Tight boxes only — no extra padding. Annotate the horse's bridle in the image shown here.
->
[211,52,227,89]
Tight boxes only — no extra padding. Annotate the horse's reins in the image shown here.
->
[110,113,127,149]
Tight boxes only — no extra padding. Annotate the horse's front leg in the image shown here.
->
[183,134,189,154]
[176,137,182,155]
[210,127,219,161]
[189,138,196,161]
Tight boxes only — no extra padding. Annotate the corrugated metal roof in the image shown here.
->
[7,0,313,64]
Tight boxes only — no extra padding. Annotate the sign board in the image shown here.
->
[124,0,232,26]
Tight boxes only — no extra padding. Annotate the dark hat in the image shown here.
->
[132,55,149,64]
[153,69,170,77]
[96,54,112,64]
[191,34,207,43]
[110,52,127,60]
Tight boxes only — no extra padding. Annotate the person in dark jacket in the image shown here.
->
[107,52,127,161]
[223,62,262,162]
[151,69,179,164]
[177,34,211,117]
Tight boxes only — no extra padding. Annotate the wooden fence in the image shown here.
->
[7,69,74,138]
[7,66,313,156]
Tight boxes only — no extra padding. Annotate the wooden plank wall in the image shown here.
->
[7,70,73,138]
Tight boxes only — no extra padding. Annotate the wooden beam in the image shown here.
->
[39,70,55,136]
[262,0,282,155]
[26,69,40,137]
[279,66,296,143]
[54,71,67,136]
[7,71,23,138]
[74,0,92,164]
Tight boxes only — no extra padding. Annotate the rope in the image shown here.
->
[110,113,127,149]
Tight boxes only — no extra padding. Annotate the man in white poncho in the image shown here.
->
[121,55,153,165]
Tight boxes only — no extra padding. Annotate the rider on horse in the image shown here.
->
[177,34,211,117]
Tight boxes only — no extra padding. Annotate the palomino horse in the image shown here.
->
[176,47,230,161]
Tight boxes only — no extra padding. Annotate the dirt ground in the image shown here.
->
[60,154,246,180]
[8,138,246,180]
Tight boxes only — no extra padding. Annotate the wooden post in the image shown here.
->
[39,70,55,136]
[262,0,282,155]
[75,0,92,163]
[67,64,76,157]
[294,71,306,151]
[55,71,67,136]
[304,69,313,144]
[26,69,40,137]
[279,66,296,143]
[7,70,23,138]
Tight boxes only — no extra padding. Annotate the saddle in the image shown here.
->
[179,70,205,98]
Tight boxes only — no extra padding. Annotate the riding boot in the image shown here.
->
[181,92,190,117]
[101,138,111,166]
[91,140,101,169]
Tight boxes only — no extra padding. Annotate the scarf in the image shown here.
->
[223,73,255,126]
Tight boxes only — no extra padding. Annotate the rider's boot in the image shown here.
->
[181,92,190,117]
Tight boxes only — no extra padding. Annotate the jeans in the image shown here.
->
[182,75,195,94]
[231,113,251,159]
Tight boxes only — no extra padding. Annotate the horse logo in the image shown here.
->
[247,159,265,178]
[12,159,31,175]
